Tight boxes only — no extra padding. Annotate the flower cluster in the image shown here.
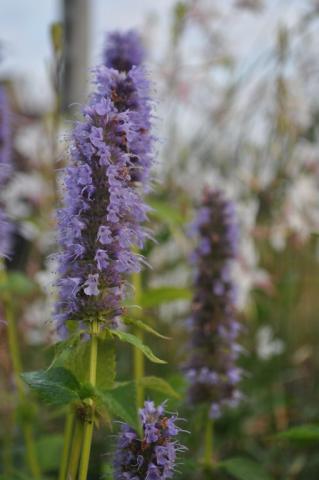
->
[54,32,154,334]
[114,401,184,480]
[103,30,145,73]
[185,188,242,419]
[0,87,12,260]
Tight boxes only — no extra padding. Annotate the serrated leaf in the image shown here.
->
[277,425,319,444]
[219,457,272,480]
[0,272,37,296]
[21,368,81,406]
[140,287,191,308]
[97,388,139,431]
[110,329,166,364]
[139,376,180,399]
[124,317,170,340]
[57,338,116,390]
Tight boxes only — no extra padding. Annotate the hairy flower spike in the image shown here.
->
[54,32,154,334]
[104,30,145,72]
[114,401,185,480]
[185,188,242,419]
[0,87,12,260]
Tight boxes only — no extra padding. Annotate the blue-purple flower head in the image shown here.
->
[54,34,155,334]
[185,188,243,419]
[114,401,185,480]
[104,30,145,73]
[0,87,12,260]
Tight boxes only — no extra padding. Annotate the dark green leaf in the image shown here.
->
[277,425,319,444]
[21,368,80,406]
[140,287,191,308]
[139,376,180,399]
[110,329,166,364]
[219,457,273,480]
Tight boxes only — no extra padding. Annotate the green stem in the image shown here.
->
[2,415,14,476]
[132,270,144,409]
[67,418,84,480]
[24,424,41,479]
[59,409,75,480]
[78,320,99,480]
[3,268,41,479]
[203,415,213,470]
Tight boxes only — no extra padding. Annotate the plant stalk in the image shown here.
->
[78,320,99,480]
[67,417,84,480]
[59,408,75,480]
[203,415,213,470]
[132,270,144,409]
[2,267,41,479]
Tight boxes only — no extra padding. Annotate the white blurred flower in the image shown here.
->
[23,299,56,346]
[284,174,319,241]
[256,325,285,360]
[4,172,49,218]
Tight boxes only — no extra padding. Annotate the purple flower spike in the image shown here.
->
[104,30,145,72]
[54,31,155,333]
[185,188,243,418]
[114,401,185,480]
[0,87,12,260]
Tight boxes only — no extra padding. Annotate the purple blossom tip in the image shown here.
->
[104,30,145,72]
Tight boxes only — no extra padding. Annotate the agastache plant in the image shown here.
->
[55,39,154,335]
[185,188,242,421]
[53,29,155,480]
[114,401,185,480]
[0,87,12,260]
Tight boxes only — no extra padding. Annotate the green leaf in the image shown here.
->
[110,329,166,364]
[277,425,319,445]
[56,338,116,390]
[140,287,191,308]
[219,457,273,480]
[97,387,139,431]
[21,367,80,406]
[36,434,64,471]
[149,199,185,226]
[138,376,180,399]
[124,317,170,340]
[0,272,37,296]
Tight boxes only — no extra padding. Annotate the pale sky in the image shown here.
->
[0,0,176,106]
[0,0,313,107]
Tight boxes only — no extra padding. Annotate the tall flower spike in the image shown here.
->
[103,30,145,72]
[114,401,185,480]
[54,34,154,335]
[185,188,242,419]
[0,87,12,260]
